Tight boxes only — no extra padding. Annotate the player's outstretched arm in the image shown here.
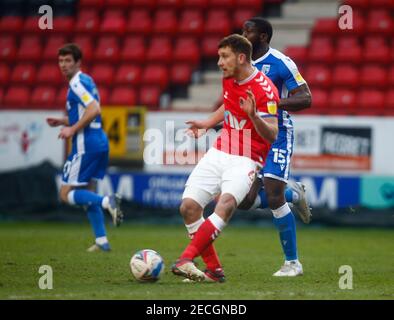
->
[58,101,100,139]
[240,89,278,143]
[46,117,69,127]
[278,83,312,111]
[185,104,225,138]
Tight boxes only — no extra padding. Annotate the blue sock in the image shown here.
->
[258,187,295,209]
[273,210,298,261]
[87,204,107,239]
[71,190,104,207]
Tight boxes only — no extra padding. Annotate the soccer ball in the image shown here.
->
[129,249,165,282]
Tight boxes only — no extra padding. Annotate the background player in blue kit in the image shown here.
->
[46,44,123,252]
[240,17,313,276]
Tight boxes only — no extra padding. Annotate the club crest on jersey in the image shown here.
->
[262,64,271,74]
[224,110,246,130]
[267,101,277,115]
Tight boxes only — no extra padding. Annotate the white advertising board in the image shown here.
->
[0,111,65,172]
[145,112,394,175]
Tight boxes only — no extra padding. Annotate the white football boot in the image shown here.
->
[273,260,303,277]
[288,181,312,224]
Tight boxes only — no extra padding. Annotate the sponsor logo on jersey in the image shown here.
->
[262,64,271,74]
[81,93,91,104]
[224,110,246,130]
[295,72,305,83]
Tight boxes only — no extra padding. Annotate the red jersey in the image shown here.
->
[214,68,280,166]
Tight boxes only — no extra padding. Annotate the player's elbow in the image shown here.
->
[304,92,312,108]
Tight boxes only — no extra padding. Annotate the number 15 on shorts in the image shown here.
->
[272,148,286,164]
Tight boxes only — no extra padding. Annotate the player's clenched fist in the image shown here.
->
[46,117,66,127]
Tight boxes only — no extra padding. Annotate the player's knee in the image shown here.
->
[179,199,199,219]
[59,189,69,204]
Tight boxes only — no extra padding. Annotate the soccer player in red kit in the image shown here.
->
[171,34,280,282]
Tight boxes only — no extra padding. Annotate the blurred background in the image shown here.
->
[0,0,393,227]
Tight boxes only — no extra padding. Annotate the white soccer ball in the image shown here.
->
[129,249,165,282]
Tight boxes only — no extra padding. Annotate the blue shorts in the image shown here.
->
[260,128,294,183]
[62,151,108,186]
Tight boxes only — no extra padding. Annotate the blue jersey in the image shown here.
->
[253,48,307,182]
[252,47,307,133]
[66,71,108,154]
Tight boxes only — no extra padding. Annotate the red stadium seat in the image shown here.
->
[0,36,17,62]
[284,46,307,65]
[79,0,105,8]
[0,88,4,107]
[305,65,331,88]
[105,0,130,8]
[342,11,366,36]
[43,36,68,61]
[94,36,120,62]
[75,9,100,34]
[173,37,200,66]
[90,64,115,85]
[97,86,109,105]
[308,37,334,63]
[17,36,42,61]
[364,39,390,64]
[109,87,137,106]
[235,0,263,10]
[139,86,162,108]
[0,16,23,34]
[312,18,339,36]
[388,66,394,85]
[53,16,74,35]
[357,89,385,111]
[31,86,57,108]
[204,10,232,36]
[131,0,156,9]
[56,87,68,108]
[178,10,204,36]
[335,36,362,63]
[71,36,94,61]
[126,9,152,35]
[366,10,393,35]
[146,37,172,63]
[152,10,178,35]
[360,65,387,88]
[11,64,36,85]
[374,0,394,9]
[342,0,368,9]
[202,36,222,58]
[121,36,145,63]
[183,0,208,9]
[0,64,11,86]
[156,0,183,8]
[233,9,256,30]
[100,10,126,35]
[209,0,235,9]
[329,89,356,113]
[141,65,169,89]
[386,90,394,111]
[307,88,328,113]
[3,87,30,107]
[22,16,42,34]
[114,64,142,85]
[36,64,64,85]
[332,65,358,88]
[171,64,193,85]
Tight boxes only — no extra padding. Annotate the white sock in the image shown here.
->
[292,191,300,204]
[101,196,109,209]
[67,190,76,205]
[208,212,227,231]
[185,217,205,236]
[272,203,292,219]
[96,236,108,245]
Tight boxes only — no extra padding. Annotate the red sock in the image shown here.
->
[181,219,220,260]
[189,234,221,271]
[201,244,221,271]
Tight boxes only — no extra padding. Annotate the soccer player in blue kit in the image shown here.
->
[46,44,123,252]
[240,17,312,276]
[187,19,312,277]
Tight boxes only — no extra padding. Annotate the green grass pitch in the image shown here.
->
[0,222,393,300]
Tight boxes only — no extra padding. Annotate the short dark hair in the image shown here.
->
[58,43,82,62]
[247,17,273,43]
[218,34,252,62]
